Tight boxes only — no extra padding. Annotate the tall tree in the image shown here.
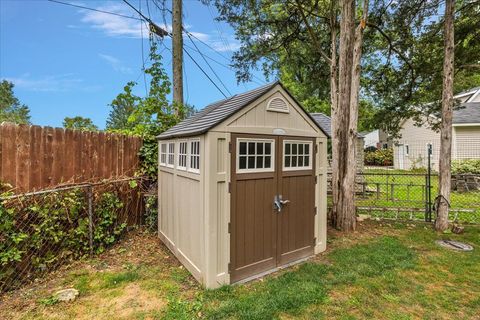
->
[435,0,455,232]
[106,81,141,131]
[63,116,98,131]
[0,80,31,125]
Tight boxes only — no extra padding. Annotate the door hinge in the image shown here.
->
[314,207,317,215]
[228,222,231,233]
[315,144,318,154]
[313,237,317,246]
[229,142,232,153]
[228,182,231,193]
[315,176,318,184]
[228,263,232,273]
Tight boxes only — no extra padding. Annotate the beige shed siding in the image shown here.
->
[455,126,480,159]
[212,87,321,137]
[158,136,206,282]
[394,118,441,170]
[315,136,328,254]
[204,131,231,288]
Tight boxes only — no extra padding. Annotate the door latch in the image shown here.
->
[274,195,290,213]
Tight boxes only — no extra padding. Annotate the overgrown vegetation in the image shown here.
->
[0,186,131,292]
[452,159,480,174]
[0,80,31,125]
[364,148,393,166]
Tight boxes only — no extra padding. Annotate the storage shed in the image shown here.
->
[157,82,328,288]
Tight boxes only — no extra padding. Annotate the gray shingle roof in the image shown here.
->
[158,82,278,139]
[310,113,332,138]
[454,102,480,124]
[158,82,327,139]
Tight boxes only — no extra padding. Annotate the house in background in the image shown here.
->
[393,87,480,171]
[361,129,392,149]
[310,113,365,171]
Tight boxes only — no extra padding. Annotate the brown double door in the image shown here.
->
[230,134,316,283]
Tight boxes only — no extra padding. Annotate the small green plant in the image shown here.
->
[38,295,59,306]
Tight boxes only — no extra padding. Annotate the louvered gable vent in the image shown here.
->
[267,97,289,113]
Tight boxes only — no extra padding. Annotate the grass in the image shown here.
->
[2,223,480,319]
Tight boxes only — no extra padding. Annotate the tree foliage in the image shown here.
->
[106,34,192,179]
[0,80,31,125]
[63,116,98,131]
[208,0,480,136]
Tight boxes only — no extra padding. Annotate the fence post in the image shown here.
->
[87,185,94,256]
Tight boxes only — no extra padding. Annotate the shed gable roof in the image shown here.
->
[158,82,326,139]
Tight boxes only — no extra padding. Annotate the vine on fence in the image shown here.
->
[0,182,136,292]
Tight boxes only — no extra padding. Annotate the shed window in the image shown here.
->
[237,139,274,173]
[160,143,167,166]
[167,142,175,168]
[284,140,312,170]
[189,140,200,173]
[178,141,188,170]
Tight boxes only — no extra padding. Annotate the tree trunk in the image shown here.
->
[331,0,356,231]
[329,3,340,226]
[172,0,184,117]
[435,0,455,232]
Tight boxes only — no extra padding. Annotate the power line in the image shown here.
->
[48,0,142,21]
[183,47,228,98]
[186,32,232,96]
[139,0,148,96]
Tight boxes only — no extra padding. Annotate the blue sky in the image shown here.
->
[0,0,268,129]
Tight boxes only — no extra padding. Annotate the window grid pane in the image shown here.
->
[284,142,312,170]
[237,140,273,172]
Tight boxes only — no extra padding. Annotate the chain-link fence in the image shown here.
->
[0,177,155,293]
[328,169,480,224]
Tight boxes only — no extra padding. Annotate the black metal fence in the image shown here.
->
[0,177,153,293]
[327,170,480,224]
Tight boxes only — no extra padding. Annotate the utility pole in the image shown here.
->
[172,0,184,117]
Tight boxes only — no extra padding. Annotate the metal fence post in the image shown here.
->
[87,185,94,256]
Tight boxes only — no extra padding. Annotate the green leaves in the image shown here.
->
[0,80,31,125]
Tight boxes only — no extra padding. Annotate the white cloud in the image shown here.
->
[77,2,240,52]
[79,2,168,39]
[98,53,132,74]
[5,74,100,92]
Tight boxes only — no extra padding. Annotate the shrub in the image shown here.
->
[0,187,128,291]
[364,148,393,166]
[451,159,480,174]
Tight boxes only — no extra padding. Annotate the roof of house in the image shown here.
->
[309,113,332,138]
[310,113,365,138]
[455,87,480,102]
[453,102,480,124]
[157,82,327,139]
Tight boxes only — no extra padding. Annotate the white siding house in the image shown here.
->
[394,87,480,170]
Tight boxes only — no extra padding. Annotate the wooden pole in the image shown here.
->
[435,0,455,231]
[172,0,184,116]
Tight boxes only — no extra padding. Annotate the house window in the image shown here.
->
[167,142,175,168]
[160,143,167,166]
[283,140,313,170]
[178,141,188,170]
[237,139,274,173]
[189,140,200,173]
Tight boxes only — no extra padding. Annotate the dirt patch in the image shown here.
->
[0,229,178,320]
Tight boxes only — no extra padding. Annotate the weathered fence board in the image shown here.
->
[0,123,142,192]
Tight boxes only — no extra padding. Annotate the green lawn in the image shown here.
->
[2,223,480,319]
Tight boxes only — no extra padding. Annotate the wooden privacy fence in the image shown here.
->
[0,123,143,192]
